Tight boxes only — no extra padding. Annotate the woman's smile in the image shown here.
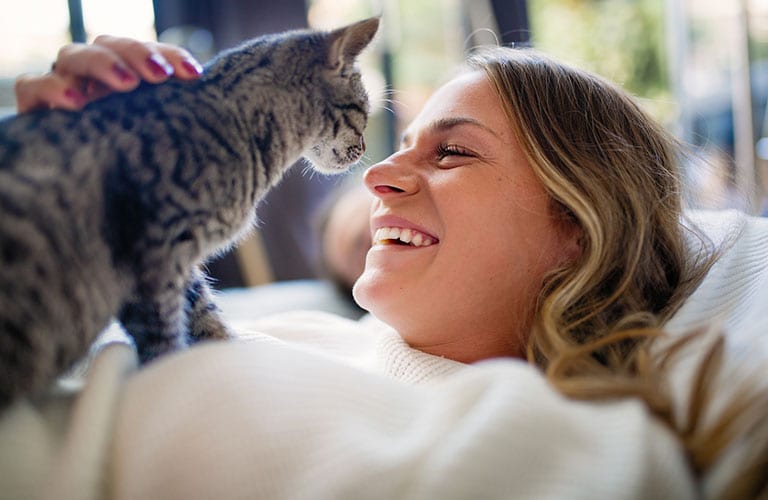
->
[353,71,578,362]
[370,214,439,248]
[373,227,437,247]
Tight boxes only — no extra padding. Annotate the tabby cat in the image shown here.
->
[0,17,379,408]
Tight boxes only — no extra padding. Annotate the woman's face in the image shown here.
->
[353,71,578,363]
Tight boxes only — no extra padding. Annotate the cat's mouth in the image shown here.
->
[308,136,366,173]
[332,148,362,164]
[332,135,366,166]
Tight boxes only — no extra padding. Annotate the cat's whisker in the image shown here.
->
[378,103,396,115]
[373,100,401,115]
[299,161,315,177]
[371,87,406,116]
[370,85,404,115]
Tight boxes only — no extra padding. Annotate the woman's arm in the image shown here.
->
[14,36,203,113]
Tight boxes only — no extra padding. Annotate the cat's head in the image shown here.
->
[207,18,379,173]
[301,17,379,174]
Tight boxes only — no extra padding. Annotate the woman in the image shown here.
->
[6,35,767,499]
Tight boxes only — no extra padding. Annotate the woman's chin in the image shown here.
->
[352,274,399,320]
[351,274,377,313]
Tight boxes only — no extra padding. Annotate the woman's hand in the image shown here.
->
[14,36,204,113]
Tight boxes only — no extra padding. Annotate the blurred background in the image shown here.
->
[1,0,766,293]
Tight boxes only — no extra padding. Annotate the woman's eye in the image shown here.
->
[436,144,474,161]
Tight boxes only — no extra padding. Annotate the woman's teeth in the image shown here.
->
[374,227,437,247]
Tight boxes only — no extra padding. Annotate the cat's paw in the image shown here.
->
[136,335,188,364]
[189,315,235,343]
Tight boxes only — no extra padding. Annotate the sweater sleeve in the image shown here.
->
[109,340,696,500]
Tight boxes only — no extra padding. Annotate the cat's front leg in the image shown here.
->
[185,267,234,343]
[118,278,190,364]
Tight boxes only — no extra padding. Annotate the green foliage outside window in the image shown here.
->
[528,0,672,121]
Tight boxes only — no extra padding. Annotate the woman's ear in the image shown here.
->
[553,203,584,265]
[325,17,380,72]
[562,222,583,264]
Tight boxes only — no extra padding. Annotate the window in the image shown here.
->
[0,0,154,116]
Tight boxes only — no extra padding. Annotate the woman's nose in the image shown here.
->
[363,151,419,197]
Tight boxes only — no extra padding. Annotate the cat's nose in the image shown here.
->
[360,135,366,153]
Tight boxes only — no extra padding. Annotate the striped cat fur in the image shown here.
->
[0,17,379,409]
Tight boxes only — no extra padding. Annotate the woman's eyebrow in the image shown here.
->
[400,116,500,146]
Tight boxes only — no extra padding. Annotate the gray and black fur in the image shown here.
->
[0,18,379,408]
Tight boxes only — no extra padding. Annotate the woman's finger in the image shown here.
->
[54,41,142,93]
[152,42,204,79]
[91,36,204,81]
[15,37,204,114]
[91,35,176,83]
[14,73,87,113]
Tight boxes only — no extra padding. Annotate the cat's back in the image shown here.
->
[0,103,123,299]
[0,107,110,228]
[0,83,172,172]
[0,82,188,221]
[0,107,127,389]
[0,109,88,172]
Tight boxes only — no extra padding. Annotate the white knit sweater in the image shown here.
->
[0,314,697,500]
[0,209,764,500]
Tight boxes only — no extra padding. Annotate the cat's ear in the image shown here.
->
[325,17,380,72]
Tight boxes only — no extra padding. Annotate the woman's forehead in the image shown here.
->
[404,71,511,141]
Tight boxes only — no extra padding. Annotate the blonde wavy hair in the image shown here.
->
[467,47,767,497]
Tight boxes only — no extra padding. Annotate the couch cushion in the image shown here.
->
[668,209,768,337]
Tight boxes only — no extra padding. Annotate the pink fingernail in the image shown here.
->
[64,88,85,104]
[147,53,174,77]
[182,59,204,76]
[113,62,136,83]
